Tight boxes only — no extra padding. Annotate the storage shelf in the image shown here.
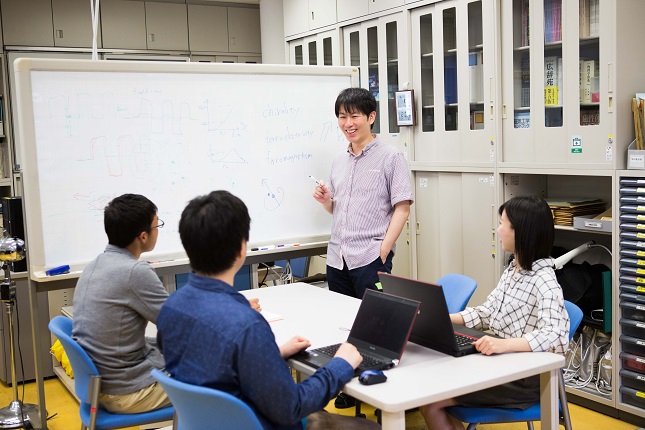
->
[52,364,78,402]
[566,384,613,407]
[554,225,611,235]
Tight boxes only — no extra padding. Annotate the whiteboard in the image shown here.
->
[14,58,357,276]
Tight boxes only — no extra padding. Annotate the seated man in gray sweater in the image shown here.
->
[71,193,171,413]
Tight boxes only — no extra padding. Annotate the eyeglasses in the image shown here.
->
[153,219,165,229]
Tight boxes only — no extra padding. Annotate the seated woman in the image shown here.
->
[420,196,570,430]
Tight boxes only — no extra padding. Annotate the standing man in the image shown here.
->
[313,87,413,300]
[72,194,172,413]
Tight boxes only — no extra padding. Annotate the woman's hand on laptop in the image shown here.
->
[334,342,363,369]
[279,336,312,358]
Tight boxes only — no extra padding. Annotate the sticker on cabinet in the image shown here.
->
[571,135,582,153]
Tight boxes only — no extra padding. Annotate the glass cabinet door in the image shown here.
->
[543,0,563,128]
[288,31,340,66]
[443,6,458,131]
[579,0,600,127]
[468,1,485,131]
[411,0,495,164]
[342,14,404,136]
[418,12,435,132]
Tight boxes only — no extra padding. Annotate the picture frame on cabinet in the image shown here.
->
[395,89,416,126]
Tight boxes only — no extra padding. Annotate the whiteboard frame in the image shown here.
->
[13,58,359,280]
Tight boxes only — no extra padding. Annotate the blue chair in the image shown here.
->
[437,273,478,312]
[48,316,175,430]
[446,300,584,430]
[151,368,263,430]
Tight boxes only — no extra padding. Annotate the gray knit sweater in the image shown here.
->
[72,244,169,394]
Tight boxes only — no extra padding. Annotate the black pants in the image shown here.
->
[326,251,393,299]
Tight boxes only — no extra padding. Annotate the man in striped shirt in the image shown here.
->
[313,88,413,300]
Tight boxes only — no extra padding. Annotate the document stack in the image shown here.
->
[545,198,606,226]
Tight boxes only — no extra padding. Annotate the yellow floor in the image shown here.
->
[0,377,639,429]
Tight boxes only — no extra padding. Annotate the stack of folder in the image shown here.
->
[546,198,606,226]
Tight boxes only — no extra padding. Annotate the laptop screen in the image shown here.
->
[348,289,420,357]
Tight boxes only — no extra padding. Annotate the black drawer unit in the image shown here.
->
[621,369,645,392]
[619,177,645,414]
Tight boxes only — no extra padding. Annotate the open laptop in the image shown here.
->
[379,272,495,357]
[291,289,420,375]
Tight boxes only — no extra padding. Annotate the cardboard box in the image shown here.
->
[628,140,645,169]
[573,214,611,232]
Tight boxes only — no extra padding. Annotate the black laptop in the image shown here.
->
[379,272,496,357]
[291,289,420,375]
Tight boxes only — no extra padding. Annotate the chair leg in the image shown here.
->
[466,423,478,430]
[558,370,573,430]
[172,411,178,430]
[80,425,87,430]
[527,421,534,430]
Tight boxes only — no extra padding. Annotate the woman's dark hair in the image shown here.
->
[334,88,377,129]
[179,190,250,275]
[104,194,157,248]
[499,196,554,271]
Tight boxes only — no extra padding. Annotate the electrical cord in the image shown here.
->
[15,294,28,427]
[258,263,270,287]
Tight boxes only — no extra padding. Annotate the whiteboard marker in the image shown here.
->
[309,175,321,186]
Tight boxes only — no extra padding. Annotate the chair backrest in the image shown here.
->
[48,315,98,405]
[564,300,583,340]
[151,369,263,430]
[276,257,310,279]
[437,273,478,313]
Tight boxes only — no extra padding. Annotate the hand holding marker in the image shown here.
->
[309,175,321,187]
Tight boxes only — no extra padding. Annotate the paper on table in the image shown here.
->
[261,310,284,323]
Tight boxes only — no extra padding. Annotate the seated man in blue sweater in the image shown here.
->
[157,190,379,430]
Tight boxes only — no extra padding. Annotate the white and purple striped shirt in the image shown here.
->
[327,136,413,270]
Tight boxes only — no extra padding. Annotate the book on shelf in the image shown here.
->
[589,0,599,37]
[580,108,599,126]
[443,12,456,51]
[580,0,600,38]
[580,59,599,105]
[544,56,560,106]
[580,0,590,37]
[469,51,484,103]
[470,110,484,130]
[545,107,562,127]
[520,0,530,47]
[444,54,458,105]
[544,0,562,43]
[520,55,530,107]
[514,111,530,129]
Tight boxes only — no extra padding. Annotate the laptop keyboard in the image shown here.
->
[313,343,388,370]
[454,332,478,348]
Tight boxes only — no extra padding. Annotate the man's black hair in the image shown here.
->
[179,190,251,275]
[104,194,157,248]
[334,88,377,129]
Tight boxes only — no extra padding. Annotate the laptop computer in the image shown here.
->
[291,289,420,375]
[379,272,496,357]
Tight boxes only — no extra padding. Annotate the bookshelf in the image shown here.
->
[500,0,640,169]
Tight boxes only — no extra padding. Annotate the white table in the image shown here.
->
[241,283,565,430]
